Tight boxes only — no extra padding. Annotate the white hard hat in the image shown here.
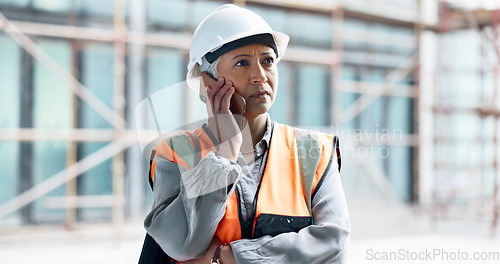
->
[186,4,289,90]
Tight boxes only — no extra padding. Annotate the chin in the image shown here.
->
[245,105,270,118]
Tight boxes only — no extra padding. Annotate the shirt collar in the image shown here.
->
[260,113,273,150]
[253,113,273,157]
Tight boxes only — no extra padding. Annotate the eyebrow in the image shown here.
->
[232,52,274,60]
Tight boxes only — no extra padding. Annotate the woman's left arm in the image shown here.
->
[228,162,351,264]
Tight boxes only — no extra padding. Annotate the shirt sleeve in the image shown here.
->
[230,160,351,264]
[143,151,240,261]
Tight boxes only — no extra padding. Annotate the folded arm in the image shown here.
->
[144,151,240,261]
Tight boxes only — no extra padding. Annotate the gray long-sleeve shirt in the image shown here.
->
[144,114,351,263]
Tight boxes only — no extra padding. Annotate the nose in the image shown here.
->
[251,62,268,84]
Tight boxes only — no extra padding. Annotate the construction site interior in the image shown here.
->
[0,0,500,263]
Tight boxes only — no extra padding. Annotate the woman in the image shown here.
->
[143,4,350,264]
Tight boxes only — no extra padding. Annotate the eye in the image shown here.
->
[263,57,275,65]
[235,60,249,67]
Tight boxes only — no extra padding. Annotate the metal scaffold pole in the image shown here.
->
[433,0,452,221]
[413,0,423,205]
[66,0,79,230]
[491,9,500,235]
[127,0,147,220]
[112,0,126,242]
[331,0,343,126]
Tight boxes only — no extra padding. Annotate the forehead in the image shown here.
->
[220,44,275,59]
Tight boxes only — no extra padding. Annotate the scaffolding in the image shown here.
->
[0,0,499,237]
[430,0,500,234]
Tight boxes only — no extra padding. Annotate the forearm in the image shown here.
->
[230,224,349,264]
[144,152,241,261]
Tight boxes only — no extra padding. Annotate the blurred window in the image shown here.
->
[0,0,30,7]
[146,48,185,131]
[32,0,71,13]
[289,12,332,49]
[77,43,115,221]
[0,35,21,211]
[77,0,115,18]
[296,64,330,127]
[32,39,72,223]
[269,62,293,124]
[148,0,188,31]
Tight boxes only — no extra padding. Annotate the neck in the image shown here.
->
[244,114,267,148]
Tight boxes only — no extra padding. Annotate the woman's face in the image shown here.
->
[217,43,278,119]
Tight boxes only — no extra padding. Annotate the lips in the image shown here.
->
[250,90,270,98]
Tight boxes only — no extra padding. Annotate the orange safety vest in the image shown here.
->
[149,121,340,245]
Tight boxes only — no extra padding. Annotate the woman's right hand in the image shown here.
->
[201,72,243,161]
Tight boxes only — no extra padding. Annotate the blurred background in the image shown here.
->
[1,0,500,263]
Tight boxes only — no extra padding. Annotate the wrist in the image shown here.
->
[220,244,236,264]
[217,141,241,161]
[211,243,227,264]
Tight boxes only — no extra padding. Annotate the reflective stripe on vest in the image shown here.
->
[149,125,218,187]
[149,122,337,244]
